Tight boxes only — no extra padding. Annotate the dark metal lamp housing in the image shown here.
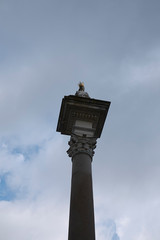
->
[56,83,110,138]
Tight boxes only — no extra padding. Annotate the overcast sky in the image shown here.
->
[0,0,160,239]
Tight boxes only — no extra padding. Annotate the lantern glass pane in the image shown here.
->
[75,120,92,129]
[73,120,95,137]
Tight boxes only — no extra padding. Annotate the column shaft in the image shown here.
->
[68,153,95,240]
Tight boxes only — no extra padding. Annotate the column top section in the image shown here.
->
[56,94,110,139]
[67,135,97,159]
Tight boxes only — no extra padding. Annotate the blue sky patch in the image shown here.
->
[11,144,41,161]
[112,233,120,240]
[0,174,16,201]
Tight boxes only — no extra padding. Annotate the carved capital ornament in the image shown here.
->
[67,135,97,159]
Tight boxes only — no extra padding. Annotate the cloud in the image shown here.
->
[0,0,160,239]
[0,199,68,240]
[0,135,71,239]
[0,134,71,199]
[96,218,120,240]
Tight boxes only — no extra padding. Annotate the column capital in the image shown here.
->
[67,134,97,159]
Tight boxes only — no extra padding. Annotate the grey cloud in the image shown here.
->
[0,0,160,239]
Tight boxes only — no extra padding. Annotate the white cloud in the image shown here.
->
[0,135,71,239]
[0,199,68,240]
[116,217,130,238]
[0,134,70,199]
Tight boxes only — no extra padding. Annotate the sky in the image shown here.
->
[0,0,160,239]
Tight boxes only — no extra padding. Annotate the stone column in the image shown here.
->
[67,135,97,240]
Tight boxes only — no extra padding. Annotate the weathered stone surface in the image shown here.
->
[67,135,97,159]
